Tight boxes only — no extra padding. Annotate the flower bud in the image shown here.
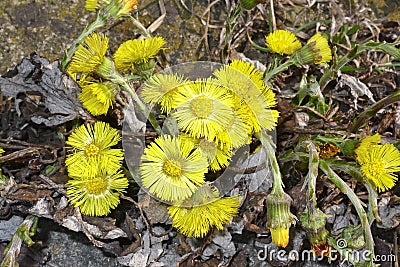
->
[292,33,332,65]
[104,0,138,20]
[96,57,115,79]
[266,191,296,247]
[300,208,330,256]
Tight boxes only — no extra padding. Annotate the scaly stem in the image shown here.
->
[110,73,163,135]
[304,141,319,209]
[256,131,284,195]
[221,4,242,63]
[1,215,38,267]
[61,12,108,71]
[319,160,374,266]
[127,15,152,38]
[364,178,381,224]
[264,59,295,83]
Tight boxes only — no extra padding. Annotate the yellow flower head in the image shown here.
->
[224,60,278,107]
[267,191,296,248]
[140,73,188,114]
[172,79,236,140]
[0,147,4,156]
[140,135,209,202]
[79,81,118,116]
[66,122,123,176]
[355,133,381,161]
[114,0,139,18]
[214,109,251,149]
[67,166,128,216]
[68,33,109,74]
[180,133,232,171]
[357,144,400,192]
[305,33,332,64]
[213,64,279,133]
[85,0,138,19]
[265,30,302,55]
[114,36,166,72]
[167,185,240,238]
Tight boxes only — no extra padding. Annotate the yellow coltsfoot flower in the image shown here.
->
[67,166,128,216]
[79,81,118,116]
[114,36,166,72]
[172,79,236,140]
[213,62,279,133]
[357,144,400,192]
[140,135,209,202]
[114,0,139,18]
[85,0,138,19]
[66,122,123,176]
[214,111,251,149]
[68,33,109,74]
[225,60,278,106]
[306,33,332,64]
[0,147,4,156]
[265,30,302,55]
[354,133,381,161]
[293,33,332,65]
[167,185,240,238]
[140,73,188,114]
[180,133,232,171]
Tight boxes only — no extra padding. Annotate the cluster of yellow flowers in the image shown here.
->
[355,134,400,192]
[68,32,166,116]
[65,122,128,216]
[139,60,280,237]
[265,29,332,65]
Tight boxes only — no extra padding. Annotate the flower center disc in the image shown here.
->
[86,177,108,195]
[85,143,100,157]
[362,160,385,178]
[190,96,213,118]
[162,159,182,178]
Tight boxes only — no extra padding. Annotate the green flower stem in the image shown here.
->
[364,178,381,224]
[127,16,152,38]
[264,59,295,83]
[304,141,319,209]
[221,4,242,63]
[319,160,374,264]
[256,131,284,196]
[111,73,163,135]
[1,215,38,267]
[350,89,400,133]
[61,11,108,71]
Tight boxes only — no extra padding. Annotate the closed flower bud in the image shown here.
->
[96,57,115,79]
[266,191,296,247]
[300,208,330,256]
[292,33,332,65]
